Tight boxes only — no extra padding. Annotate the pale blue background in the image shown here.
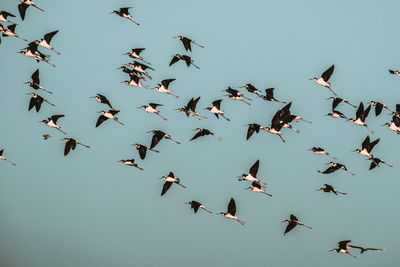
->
[0,0,399,266]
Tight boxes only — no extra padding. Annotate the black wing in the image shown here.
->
[64,139,76,156]
[375,103,383,116]
[246,125,257,140]
[227,198,236,216]
[109,109,119,115]
[44,30,59,44]
[18,3,28,20]
[28,97,36,111]
[325,184,335,191]
[119,7,132,14]
[168,172,174,178]
[31,69,40,84]
[131,48,145,55]
[1,11,16,18]
[393,115,400,127]
[181,37,192,52]
[396,104,400,113]
[182,55,192,67]
[169,55,180,66]
[265,88,274,99]
[96,115,107,127]
[366,138,380,153]
[191,201,201,213]
[138,146,147,160]
[339,240,352,249]
[7,24,16,32]
[190,131,205,141]
[356,102,364,119]
[161,78,175,88]
[34,96,44,112]
[284,222,297,235]
[212,99,222,110]
[321,65,334,81]
[161,182,172,196]
[150,132,164,149]
[249,160,259,177]
[362,104,371,120]
[191,97,200,111]
[149,103,162,109]
[332,98,342,110]
[290,214,298,221]
[0,149,3,156]
[361,136,370,150]
[319,166,339,174]
[50,114,64,123]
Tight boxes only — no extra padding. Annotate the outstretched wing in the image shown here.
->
[249,160,259,177]
[18,3,28,20]
[161,181,172,196]
[44,30,59,44]
[150,132,164,149]
[31,69,40,84]
[375,102,383,116]
[64,139,76,156]
[50,114,64,123]
[227,198,236,216]
[265,88,274,99]
[161,78,175,88]
[28,97,36,111]
[169,55,180,66]
[138,146,147,159]
[212,99,222,110]
[332,98,342,110]
[7,23,16,32]
[119,7,132,14]
[96,115,107,127]
[284,222,296,235]
[182,37,192,52]
[356,102,364,119]
[321,65,334,81]
[190,131,205,141]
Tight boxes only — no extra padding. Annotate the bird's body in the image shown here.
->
[309,147,336,159]
[318,162,355,176]
[186,201,212,214]
[126,61,154,80]
[260,88,287,103]
[327,110,347,120]
[327,97,357,109]
[124,48,150,64]
[311,65,337,95]
[111,7,140,25]
[25,69,52,94]
[247,181,272,196]
[34,30,60,55]
[132,143,159,160]
[96,110,124,127]
[41,115,66,134]
[389,69,400,77]
[62,138,90,156]
[90,94,114,109]
[190,128,222,141]
[218,198,245,225]
[224,87,251,105]
[169,54,200,69]
[27,92,54,112]
[153,79,178,98]
[205,99,230,121]
[160,172,186,196]
[119,159,143,170]
[147,130,181,149]
[282,214,312,235]
[384,115,400,134]
[318,184,347,195]
[330,240,357,258]
[138,103,167,121]
[174,36,204,52]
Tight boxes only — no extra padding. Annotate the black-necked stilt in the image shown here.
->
[260,88,287,103]
[27,92,54,112]
[317,184,347,195]
[282,214,312,235]
[153,79,179,98]
[246,181,272,197]
[218,198,245,225]
[176,97,207,120]
[310,64,337,96]
[241,84,262,97]
[147,130,181,149]
[224,87,251,105]
[349,102,373,134]
[370,101,392,116]
[348,245,385,254]
[238,159,267,186]
[369,156,392,170]
[160,172,186,196]
[0,149,16,166]
[0,11,16,24]
[190,128,222,141]
[126,61,154,80]
[118,66,145,80]
[19,42,55,67]
[34,30,60,55]
[119,159,143,170]
[124,48,150,64]
[389,69,400,77]
[391,104,400,118]
[309,147,337,159]
[0,23,27,42]
[353,136,379,163]
[43,134,51,140]
[384,115,400,134]
[18,0,44,20]
[174,36,204,52]
[186,201,212,214]
[330,240,357,258]
[131,143,159,160]
[318,162,355,176]
[169,54,200,69]
[90,94,114,109]
[24,69,52,94]
[138,103,168,121]
[205,99,230,121]
[244,123,265,140]
[111,7,139,25]
[61,138,90,156]
[326,110,347,120]
[122,75,145,88]
[96,110,124,127]
[40,115,67,134]
[327,97,357,109]
[264,105,287,143]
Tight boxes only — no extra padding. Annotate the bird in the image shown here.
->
[90,94,114,109]
[353,136,379,163]
[118,159,143,170]
[326,110,348,120]
[241,84,262,97]
[186,201,212,214]
[308,147,337,160]
[147,130,181,149]
[390,104,400,118]
[384,115,400,135]
[318,162,355,176]
[369,156,393,170]
[205,99,230,121]
[61,138,90,156]
[330,240,357,258]
[246,181,272,197]
[317,184,347,195]
[0,11,16,24]
[238,159,267,186]
[19,42,55,67]
[389,69,400,77]
[174,36,204,52]
[176,97,207,120]
[0,149,16,166]
[348,245,385,254]
[111,7,140,25]
[169,54,200,69]
[138,103,168,121]
[190,128,222,141]
[124,48,150,64]
[348,102,374,134]
[160,172,186,196]
[96,110,124,127]
[218,198,245,225]
[126,61,154,80]
[27,92,54,112]
[370,101,392,116]
[0,23,27,42]
[152,79,179,98]
[327,97,357,109]
[43,134,51,140]
[40,115,67,134]
[121,75,145,88]
[131,143,159,160]
[263,104,287,143]
[34,30,60,55]
[282,214,312,235]
[24,69,52,94]
[260,88,287,103]
[244,123,266,140]
[310,64,337,96]
[18,0,45,21]
[118,66,145,80]
[224,87,251,105]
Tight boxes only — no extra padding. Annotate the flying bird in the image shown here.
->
[238,159,267,186]
[260,88,287,103]
[205,99,230,121]
[90,94,114,109]
[18,0,45,21]
[218,198,245,225]
[153,79,179,98]
[174,36,204,52]
[186,201,213,214]
[246,181,272,197]
[0,23,27,42]
[263,104,288,143]
[190,128,222,141]
[384,115,400,134]
[241,84,262,97]
[96,110,124,127]
[310,64,337,95]
[0,11,16,24]
[318,162,355,176]
[131,143,159,160]
[389,69,400,77]
[244,123,266,140]
[160,172,186,196]
[353,136,379,163]
[34,30,60,55]
[327,97,357,109]
[176,97,207,120]
[348,102,374,134]
[24,69,52,94]
[369,157,393,170]
[326,110,348,120]
[282,214,312,235]
[330,240,357,258]
[43,134,51,140]
[124,48,150,64]
[119,159,143,170]
[169,54,200,69]
[317,184,347,195]
[126,61,154,80]
[224,87,251,105]
[370,101,392,116]
[138,103,168,121]
[308,147,337,159]
[0,149,16,166]
[121,75,145,88]
[27,92,54,112]
[61,138,90,156]
[19,42,55,67]
[147,130,181,149]
[40,115,67,134]
[111,7,140,25]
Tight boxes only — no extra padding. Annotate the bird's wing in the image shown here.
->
[161,78,175,88]
[252,181,261,189]
[168,172,174,178]
[64,139,76,156]
[149,103,162,108]
[7,23,16,32]
[109,109,119,115]
[35,96,44,112]
[212,99,222,110]
[375,103,383,116]
[182,38,192,52]
[227,198,236,216]
[284,222,296,235]
[246,126,255,140]
[290,214,298,221]
[265,88,274,98]
[138,146,147,159]
[3,11,16,18]
[325,184,335,191]
[150,132,163,149]
[339,240,352,249]
[44,30,59,44]
[169,55,180,66]
[119,7,132,14]
[249,160,259,177]
[393,115,400,127]
[366,138,380,152]
[32,69,40,84]
[332,98,341,109]
[321,166,339,174]
[356,102,364,119]
[192,97,200,110]
[28,97,36,111]
[396,104,400,113]
[362,104,371,120]
[18,3,28,20]
[361,136,371,150]
[96,115,107,127]
[321,65,334,81]
[161,182,172,196]
[192,201,201,213]
[0,149,3,156]
[132,48,145,55]
[51,115,64,123]
[190,131,204,141]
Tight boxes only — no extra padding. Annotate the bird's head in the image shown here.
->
[353,149,361,153]
[204,107,211,111]
[133,144,140,149]
[370,101,377,105]
[137,105,145,110]
[326,97,335,101]
[281,220,290,224]
[193,128,201,132]
[174,36,183,40]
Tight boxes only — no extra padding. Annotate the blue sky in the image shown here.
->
[0,0,399,266]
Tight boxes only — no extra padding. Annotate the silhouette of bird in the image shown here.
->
[24,69,52,94]
[124,48,150,64]
[330,240,357,258]
[153,79,179,98]
[132,143,159,160]
[34,30,60,55]
[111,7,139,25]
[260,88,287,103]
[370,101,392,116]
[147,130,181,149]
[218,198,245,225]
[224,87,251,105]
[0,149,16,166]
[0,11,16,24]
[238,159,266,186]
[169,54,200,69]
[369,157,393,170]
[0,23,27,42]
[40,115,67,134]
[384,115,400,134]
[348,102,373,134]
[241,84,262,97]
[353,136,379,163]
[138,103,168,121]
[282,214,312,235]
[160,172,186,196]
[90,94,114,109]
[244,123,266,140]
[317,184,347,195]
[327,97,357,109]
[18,0,45,21]
[174,36,204,51]
[246,181,272,197]
[308,147,337,159]
[205,99,230,121]
[318,162,355,176]
[190,128,222,141]
[310,64,337,96]
[176,97,207,120]
[326,110,348,120]
[119,159,143,170]
[27,92,54,112]
[61,138,90,156]
[96,110,124,127]
[186,201,212,214]
[43,134,51,140]
[389,69,400,77]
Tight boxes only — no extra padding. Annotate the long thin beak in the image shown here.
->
[136,107,142,109]
[25,93,31,95]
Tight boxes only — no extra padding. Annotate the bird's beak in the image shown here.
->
[25,93,31,95]
[308,78,313,80]
[325,98,331,100]
[136,107,142,109]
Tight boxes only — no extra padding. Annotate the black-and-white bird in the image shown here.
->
[310,64,337,96]
[224,87,251,105]
[317,184,347,195]
[244,123,266,140]
[318,162,355,176]
[0,11,16,24]
[174,36,204,52]
[389,69,400,77]
[218,198,245,225]
[27,92,54,112]
[90,94,114,109]
[370,101,392,116]
[176,97,207,120]
[34,30,60,55]
[124,48,150,64]
[169,54,200,69]
[353,136,379,162]
[61,138,90,156]
[147,130,181,149]
[118,66,145,80]
[132,143,159,160]
[111,7,139,25]
[122,75,145,88]
[0,23,27,42]
[119,159,143,170]
[326,110,348,120]
[264,104,287,143]
[19,42,55,67]
[384,115,400,134]
[18,0,45,21]
[205,99,230,121]
[241,84,262,97]
[282,214,312,235]
[126,61,154,80]
[0,149,16,166]
[138,103,168,121]
[40,115,67,134]
[330,240,357,258]
[190,128,222,141]
[260,88,287,103]
[238,159,266,186]
[153,79,179,98]
[309,147,337,159]
[348,245,385,254]
[348,102,374,134]
[369,156,393,170]
[246,181,272,197]
[96,110,124,127]
[327,97,357,109]
[160,172,186,196]
[24,69,52,94]
[186,201,212,214]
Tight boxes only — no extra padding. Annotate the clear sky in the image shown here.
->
[0,0,399,266]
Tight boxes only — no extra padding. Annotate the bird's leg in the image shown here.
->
[347,252,357,258]
[148,147,160,153]
[287,125,300,133]
[236,218,245,225]
[345,169,356,176]
[77,142,90,148]
[382,161,393,167]
[262,191,272,197]
[156,113,168,121]
[240,99,251,105]
[190,62,200,69]
[344,100,357,108]
[168,92,179,98]
[221,114,230,121]
[277,99,287,104]
[166,136,181,144]
[211,134,222,141]
[142,72,152,80]
[337,191,347,195]
[201,207,213,213]
[327,86,337,96]
[327,153,337,160]
[56,127,67,135]
[299,223,312,229]
[278,134,286,143]
[114,118,125,125]
[242,95,252,101]
[44,99,55,106]
[4,158,16,166]
[364,124,374,134]
[134,165,144,171]
[127,17,140,26]
[39,86,53,94]
[16,36,27,42]
[33,5,45,12]
[177,183,186,189]
[51,47,61,55]
[191,40,204,48]
[299,118,312,124]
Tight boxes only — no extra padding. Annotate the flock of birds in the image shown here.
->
[2,1,398,260]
